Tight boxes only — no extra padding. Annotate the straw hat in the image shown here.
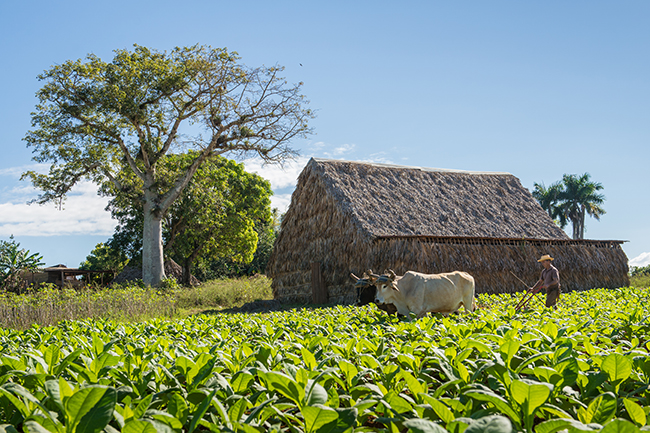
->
[537,254,554,262]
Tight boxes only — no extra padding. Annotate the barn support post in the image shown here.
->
[311,262,328,304]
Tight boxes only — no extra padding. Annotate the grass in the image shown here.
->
[0,284,177,330]
[0,275,273,330]
[630,273,650,288]
[174,274,273,313]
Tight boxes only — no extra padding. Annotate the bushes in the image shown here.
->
[630,265,650,288]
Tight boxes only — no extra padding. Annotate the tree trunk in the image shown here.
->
[182,259,192,286]
[572,216,580,240]
[579,206,586,239]
[142,195,165,286]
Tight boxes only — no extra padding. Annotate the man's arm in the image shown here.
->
[529,279,543,292]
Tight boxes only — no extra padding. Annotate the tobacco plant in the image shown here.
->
[1,287,649,432]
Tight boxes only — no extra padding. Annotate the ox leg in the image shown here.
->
[462,295,476,313]
[397,307,413,321]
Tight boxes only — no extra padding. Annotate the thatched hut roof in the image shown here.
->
[308,158,568,239]
[268,158,628,304]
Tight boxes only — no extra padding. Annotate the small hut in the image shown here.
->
[21,264,113,287]
[267,158,629,304]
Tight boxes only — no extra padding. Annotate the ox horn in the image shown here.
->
[365,269,381,279]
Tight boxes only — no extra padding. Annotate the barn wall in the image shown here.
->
[271,236,629,304]
[267,168,373,304]
[368,239,629,295]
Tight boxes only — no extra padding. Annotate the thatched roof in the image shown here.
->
[308,158,569,240]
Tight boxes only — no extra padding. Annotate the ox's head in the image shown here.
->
[351,270,378,306]
[374,269,400,305]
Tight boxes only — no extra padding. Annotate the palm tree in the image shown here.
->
[556,173,606,239]
[532,181,566,228]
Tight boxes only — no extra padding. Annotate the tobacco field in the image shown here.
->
[1,286,650,432]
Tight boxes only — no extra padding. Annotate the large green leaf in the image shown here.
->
[304,380,328,407]
[187,389,216,433]
[122,420,158,433]
[465,415,513,433]
[418,394,455,423]
[231,371,255,394]
[509,379,552,416]
[65,385,117,433]
[302,405,338,433]
[577,392,617,425]
[402,418,447,433]
[601,354,632,387]
[535,418,596,433]
[262,371,303,407]
[623,399,646,426]
[600,419,642,433]
[463,389,520,428]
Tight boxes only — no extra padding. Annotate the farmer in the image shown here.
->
[528,254,561,308]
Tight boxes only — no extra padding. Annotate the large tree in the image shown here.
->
[105,152,273,285]
[557,173,606,240]
[533,173,605,239]
[532,181,566,227]
[22,45,312,285]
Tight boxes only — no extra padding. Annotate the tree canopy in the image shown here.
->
[105,153,273,285]
[22,45,312,285]
[533,173,606,239]
[0,236,45,292]
[79,242,129,283]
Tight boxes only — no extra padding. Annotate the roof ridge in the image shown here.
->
[310,157,512,175]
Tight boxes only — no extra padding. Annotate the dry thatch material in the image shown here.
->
[113,259,200,286]
[267,158,628,304]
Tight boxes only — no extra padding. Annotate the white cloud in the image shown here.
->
[242,156,311,190]
[361,152,394,165]
[325,143,355,157]
[270,193,293,214]
[630,252,650,268]
[0,181,115,237]
[0,164,50,177]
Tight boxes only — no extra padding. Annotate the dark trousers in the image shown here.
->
[546,284,561,307]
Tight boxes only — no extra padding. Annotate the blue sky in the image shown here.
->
[1,1,648,268]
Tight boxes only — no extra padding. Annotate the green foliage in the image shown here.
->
[78,242,129,283]
[21,44,313,286]
[631,265,650,277]
[533,173,606,239]
[630,266,650,288]
[0,236,44,293]
[1,286,650,432]
[106,153,273,285]
[195,209,279,279]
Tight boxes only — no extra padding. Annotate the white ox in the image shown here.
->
[372,270,476,320]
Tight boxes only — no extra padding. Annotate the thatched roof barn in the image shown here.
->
[267,158,629,304]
